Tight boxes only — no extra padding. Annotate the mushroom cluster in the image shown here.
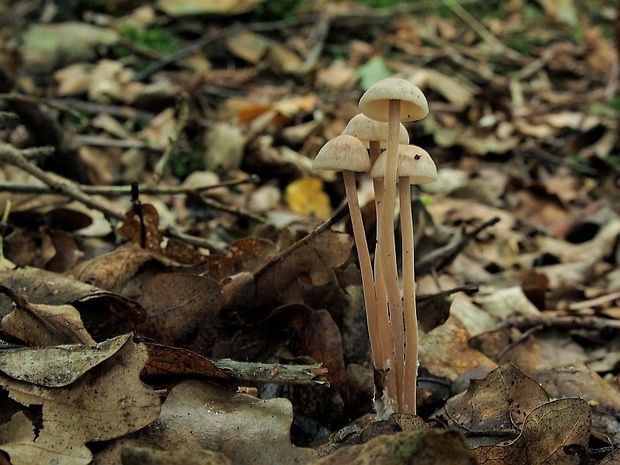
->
[313,77,438,419]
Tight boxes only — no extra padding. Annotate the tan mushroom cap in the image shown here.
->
[342,114,410,149]
[359,78,429,123]
[370,145,438,184]
[312,134,371,173]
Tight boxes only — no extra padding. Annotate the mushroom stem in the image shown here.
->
[342,171,381,369]
[372,175,398,419]
[399,178,418,415]
[380,99,405,411]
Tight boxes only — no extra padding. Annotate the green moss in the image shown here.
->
[252,0,304,20]
[115,26,179,58]
[172,150,203,180]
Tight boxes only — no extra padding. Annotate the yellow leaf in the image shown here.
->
[285,178,332,220]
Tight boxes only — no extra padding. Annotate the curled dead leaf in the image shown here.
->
[0,337,160,465]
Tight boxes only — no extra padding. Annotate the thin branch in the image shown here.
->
[0,143,124,220]
[149,97,190,185]
[0,175,259,196]
[212,359,330,386]
[443,0,524,61]
[199,195,267,224]
[505,313,620,331]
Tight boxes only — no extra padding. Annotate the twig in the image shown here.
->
[199,195,267,224]
[0,175,259,196]
[442,0,524,62]
[505,312,620,331]
[264,201,349,268]
[0,84,88,183]
[0,143,125,220]
[416,216,501,275]
[0,285,72,343]
[568,291,620,311]
[163,226,227,253]
[299,12,332,75]
[149,97,190,185]
[75,135,161,151]
[212,359,329,386]
[50,98,156,121]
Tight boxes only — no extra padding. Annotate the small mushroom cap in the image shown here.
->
[359,78,429,123]
[370,145,438,184]
[312,134,371,173]
[342,114,410,148]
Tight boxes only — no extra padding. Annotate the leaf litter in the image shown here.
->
[0,0,619,464]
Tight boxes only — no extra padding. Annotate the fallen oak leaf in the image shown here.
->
[120,445,234,465]
[0,266,146,328]
[138,380,319,465]
[473,398,591,465]
[0,333,131,387]
[137,273,221,346]
[0,286,95,346]
[221,230,353,312]
[308,429,477,465]
[70,244,181,295]
[143,341,234,389]
[0,336,160,465]
[433,363,549,447]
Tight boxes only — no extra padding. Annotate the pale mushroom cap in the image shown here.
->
[342,114,410,148]
[359,78,429,123]
[370,145,438,184]
[312,134,371,173]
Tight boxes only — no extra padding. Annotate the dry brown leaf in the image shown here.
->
[474,286,542,322]
[225,30,270,64]
[0,333,130,387]
[265,42,304,75]
[535,363,620,444]
[309,429,476,465]
[0,337,160,465]
[120,445,234,465]
[45,230,84,272]
[139,380,319,465]
[473,398,591,465]
[137,108,176,150]
[436,364,549,446]
[23,23,119,73]
[71,244,179,295]
[118,203,162,251]
[138,273,221,346]
[0,266,146,324]
[2,298,96,346]
[420,317,497,381]
[221,230,353,310]
[143,342,231,384]
[201,236,278,282]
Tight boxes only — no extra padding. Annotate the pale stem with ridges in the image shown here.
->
[380,100,405,411]
[399,178,418,415]
[342,171,381,370]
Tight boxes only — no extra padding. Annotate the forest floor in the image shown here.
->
[0,1,619,464]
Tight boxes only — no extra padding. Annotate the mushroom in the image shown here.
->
[371,144,438,414]
[359,78,429,414]
[341,113,409,416]
[312,135,382,386]
[342,114,409,164]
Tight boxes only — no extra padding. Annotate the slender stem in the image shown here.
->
[400,178,418,415]
[342,171,380,368]
[381,100,405,411]
[372,177,398,418]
